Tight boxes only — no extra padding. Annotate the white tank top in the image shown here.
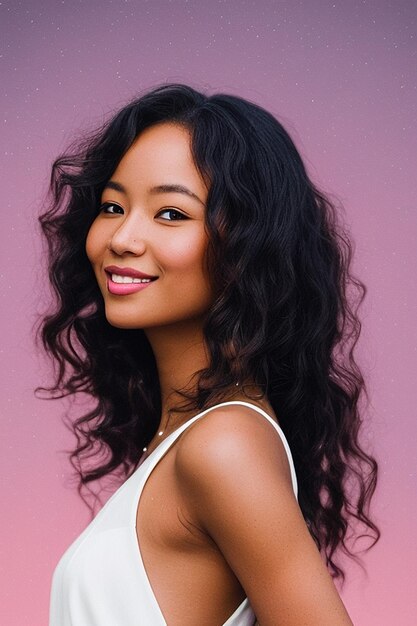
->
[49,400,298,625]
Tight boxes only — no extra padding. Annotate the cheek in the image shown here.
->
[165,238,214,309]
[160,236,208,276]
[85,222,102,265]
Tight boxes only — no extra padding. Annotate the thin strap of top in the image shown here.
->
[140,400,298,499]
[127,399,299,622]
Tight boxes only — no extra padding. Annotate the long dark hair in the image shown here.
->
[36,82,380,582]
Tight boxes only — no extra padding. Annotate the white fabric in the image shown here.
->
[49,400,298,625]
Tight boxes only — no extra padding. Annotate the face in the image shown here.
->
[85,122,213,330]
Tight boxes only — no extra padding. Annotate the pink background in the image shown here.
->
[1,1,416,624]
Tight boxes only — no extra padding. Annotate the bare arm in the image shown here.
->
[175,406,354,626]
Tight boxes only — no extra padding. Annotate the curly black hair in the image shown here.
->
[35,82,380,583]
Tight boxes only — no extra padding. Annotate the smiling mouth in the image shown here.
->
[105,272,158,295]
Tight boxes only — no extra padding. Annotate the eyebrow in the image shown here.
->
[103,180,206,207]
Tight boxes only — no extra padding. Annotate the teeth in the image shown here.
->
[111,274,152,284]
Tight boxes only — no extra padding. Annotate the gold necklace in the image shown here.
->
[142,384,264,454]
[142,429,165,453]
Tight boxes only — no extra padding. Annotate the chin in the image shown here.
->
[107,320,139,330]
[103,310,143,330]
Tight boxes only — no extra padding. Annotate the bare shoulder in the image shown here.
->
[174,403,354,625]
[175,403,295,498]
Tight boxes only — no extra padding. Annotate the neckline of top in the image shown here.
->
[136,399,298,500]
[132,400,277,625]
[130,399,297,624]
[137,399,280,467]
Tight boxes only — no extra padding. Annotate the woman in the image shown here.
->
[37,83,380,625]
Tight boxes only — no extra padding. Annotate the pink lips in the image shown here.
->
[106,276,155,295]
[104,265,157,296]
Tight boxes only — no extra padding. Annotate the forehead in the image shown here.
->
[112,123,204,189]
[104,123,209,208]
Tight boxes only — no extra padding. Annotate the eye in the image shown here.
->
[156,208,189,221]
[99,202,123,214]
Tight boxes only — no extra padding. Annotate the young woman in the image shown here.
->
[37,83,380,625]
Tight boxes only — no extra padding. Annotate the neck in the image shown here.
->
[144,321,273,441]
[145,320,209,430]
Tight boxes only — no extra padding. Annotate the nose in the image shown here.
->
[108,212,147,256]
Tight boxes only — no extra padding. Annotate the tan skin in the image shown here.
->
[85,122,354,625]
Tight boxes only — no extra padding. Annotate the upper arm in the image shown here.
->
[175,406,353,626]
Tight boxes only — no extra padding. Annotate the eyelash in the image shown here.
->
[98,203,188,221]
[157,208,188,221]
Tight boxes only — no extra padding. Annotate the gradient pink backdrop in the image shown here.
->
[1,1,416,624]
